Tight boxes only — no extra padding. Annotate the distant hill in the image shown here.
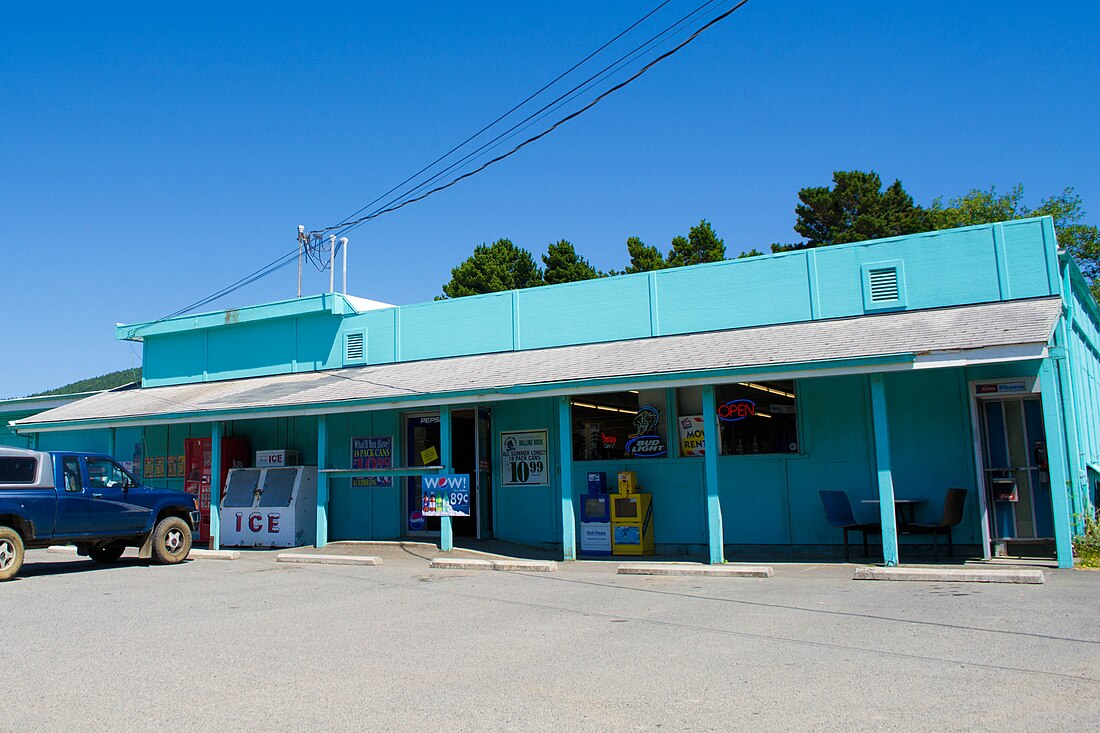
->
[29,368,142,397]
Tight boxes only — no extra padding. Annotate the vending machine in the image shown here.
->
[219,465,318,548]
[183,437,250,544]
[611,492,655,556]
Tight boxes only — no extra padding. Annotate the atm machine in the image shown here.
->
[219,465,318,548]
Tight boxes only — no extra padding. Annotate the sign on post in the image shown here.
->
[500,430,549,486]
[421,474,471,517]
[351,436,393,487]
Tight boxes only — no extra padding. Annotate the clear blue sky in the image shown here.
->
[2,1,1097,397]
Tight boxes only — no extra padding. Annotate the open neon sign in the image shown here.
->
[718,399,755,422]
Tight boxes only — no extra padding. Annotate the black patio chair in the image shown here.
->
[819,490,881,561]
[903,488,968,560]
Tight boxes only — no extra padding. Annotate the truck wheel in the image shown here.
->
[88,542,126,563]
[152,517,192,564]
[0,527,25,581]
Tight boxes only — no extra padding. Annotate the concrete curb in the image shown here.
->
[618,563,774,578]
[853,566,1045,584]
[47,545,77,555]
[430,557,558,572]
[276,553,382,566]
[188,549,241,561]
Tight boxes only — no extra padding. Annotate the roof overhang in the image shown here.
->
[16,297,1061,433]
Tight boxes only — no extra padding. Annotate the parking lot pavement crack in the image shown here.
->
[506,572,1100,647]
[301,565,1100,686]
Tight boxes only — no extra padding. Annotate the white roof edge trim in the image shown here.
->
[913,343,1048,368]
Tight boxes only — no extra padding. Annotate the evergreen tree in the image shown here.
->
[542,240,602,284]
[667,219,726,267]
[440,238,544,298]
[623,236,666,273]
[794,170,928,247]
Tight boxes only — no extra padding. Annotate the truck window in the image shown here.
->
[0,457,37,484]
[86,458,136,490]
[63,456,81,492]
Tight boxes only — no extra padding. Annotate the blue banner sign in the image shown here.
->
[421,474,471,517]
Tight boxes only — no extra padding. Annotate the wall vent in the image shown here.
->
[861,260,906,311]
[344,331,366,364]
[867,267,900,302]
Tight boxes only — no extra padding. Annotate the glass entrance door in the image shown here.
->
[404,409,492,539]
[977,396,1055,540]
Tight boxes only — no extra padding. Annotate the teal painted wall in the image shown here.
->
[564,371,993,550]
[492,397,561,546]
[1,410,36,448]
[325,410,403,541]
[136,218,1061,387]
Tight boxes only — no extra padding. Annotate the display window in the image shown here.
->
[571,390,668,461]
[715,381,798,455]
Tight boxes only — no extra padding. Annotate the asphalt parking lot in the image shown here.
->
[3,546,1098,733]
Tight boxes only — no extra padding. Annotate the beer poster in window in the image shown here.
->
[501,430,549,486]
[351,436,393,488]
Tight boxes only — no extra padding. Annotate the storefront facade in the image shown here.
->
[11,217,1099,567]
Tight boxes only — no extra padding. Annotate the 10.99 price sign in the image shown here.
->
[500,430,549,486]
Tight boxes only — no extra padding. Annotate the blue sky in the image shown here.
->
[2,1,1097,397]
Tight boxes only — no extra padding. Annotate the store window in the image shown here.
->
[715,381,798,455]
[572,390,668,461]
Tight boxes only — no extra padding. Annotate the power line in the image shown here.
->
[327,0,677,233]
[314,0,750,236]
[316,0,726,240]
[326,0,725,243]
[152,0,751,325]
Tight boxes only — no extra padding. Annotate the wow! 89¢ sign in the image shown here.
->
[500,430,549,486]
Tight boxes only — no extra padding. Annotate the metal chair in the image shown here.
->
[819,490,881,561]
[903,488,968,559]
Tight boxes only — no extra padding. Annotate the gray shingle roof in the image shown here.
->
[13,297,1061,428]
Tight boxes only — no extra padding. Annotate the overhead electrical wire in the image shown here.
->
[154,0,750,325]
[310,0,750,238]
[320,0,728,241]
[324,0,727,243]
[326,0,677,234]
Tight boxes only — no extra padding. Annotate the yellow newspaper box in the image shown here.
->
[617,470,639,494]
[611,493,654,555]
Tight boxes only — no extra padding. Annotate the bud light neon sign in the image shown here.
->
[718,399,755,422]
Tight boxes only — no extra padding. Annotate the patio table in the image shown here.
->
[861,498,926,526]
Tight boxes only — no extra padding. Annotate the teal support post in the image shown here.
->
[439,405,453,552]
[210,422,222,551]
[869,374,899,567]
[316,415,329,548]
[1039,360,1075,568]
[107,428,116,459]
[558,396,576,561]
[700,385,724,564]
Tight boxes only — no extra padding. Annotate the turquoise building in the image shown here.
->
[8,217,1099,568]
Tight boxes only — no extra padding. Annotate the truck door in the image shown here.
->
[53,454,102,538]
[81,457,152,535]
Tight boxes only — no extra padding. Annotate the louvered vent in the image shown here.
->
[345,332,365,362]
[867,267,900,302]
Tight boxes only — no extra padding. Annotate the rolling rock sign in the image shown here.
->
[625,406,667,458]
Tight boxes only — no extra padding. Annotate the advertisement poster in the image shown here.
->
[420,474,471,517]
[154,456,166,478]
[679,416,705,456]
[500,430,549,486]
[351,436,393,488]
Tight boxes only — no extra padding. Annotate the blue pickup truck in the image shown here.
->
[0,446,200,581]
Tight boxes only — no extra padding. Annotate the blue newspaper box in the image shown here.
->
[586,471,607,493]
[579,493,611,556]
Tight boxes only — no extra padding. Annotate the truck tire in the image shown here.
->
[0,527,25,581]
[151,517,192,564]
[89,542,126,563]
